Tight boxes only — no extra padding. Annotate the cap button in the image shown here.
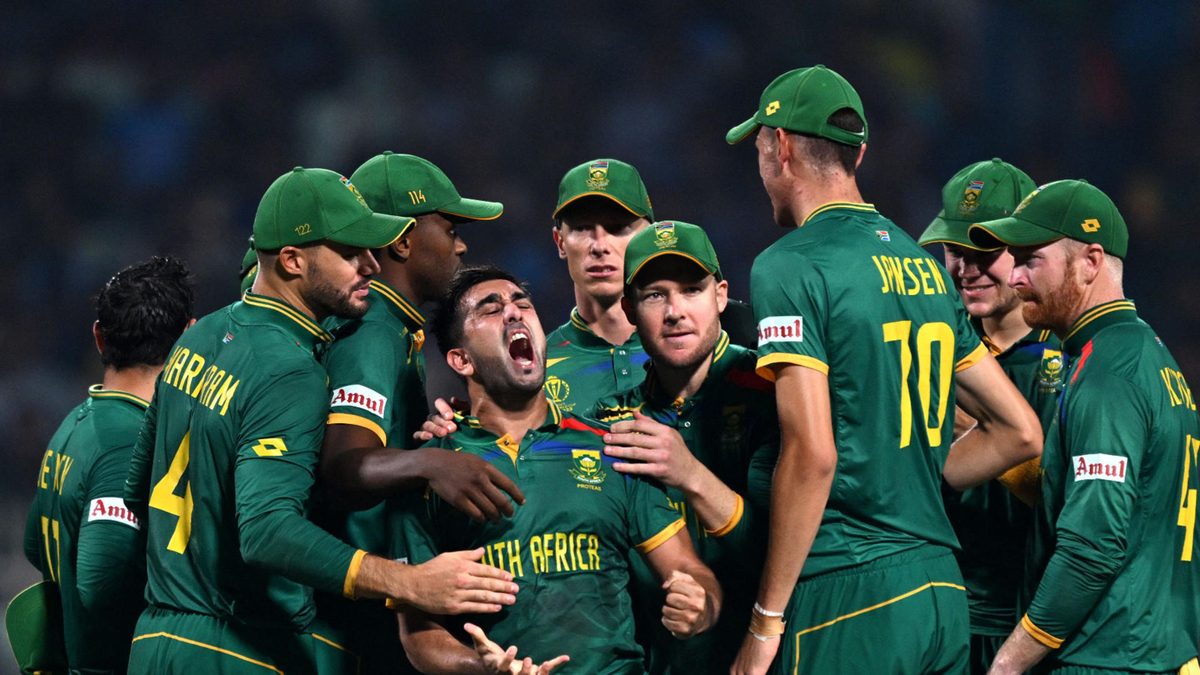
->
[991,157,1002,163]
[382,151,394,156]
[292,166,305,172]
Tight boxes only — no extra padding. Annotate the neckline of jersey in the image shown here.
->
[643,330,732,410]
[1062,299,1138,355]
[241,292,333,345]
[801,201,877,226]
[87,384,150,409]
[979,324,1055,357]
[368,279,425,331]
[560,307,642,351]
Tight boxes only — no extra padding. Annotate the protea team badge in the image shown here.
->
[569,449,606,485]
[654,221,679,249]
[959,180,984,215]
[340,175,369,208]
[586,161,610,189]
[1038,348,1065,393]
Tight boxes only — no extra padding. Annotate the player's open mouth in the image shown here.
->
[508,328,535,366]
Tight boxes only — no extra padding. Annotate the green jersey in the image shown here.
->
[124,292,364,633]
[23,386,149,673]
[749,202,986,578]
[544,307,649,415]
[592,333,778,673]
[944,327,1062,636]
[315,279,427,673]
[388,404,684,674]
[1023,300,1200,671]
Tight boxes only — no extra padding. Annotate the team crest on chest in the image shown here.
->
[569,449,606,489]
[1038,348,1064,393]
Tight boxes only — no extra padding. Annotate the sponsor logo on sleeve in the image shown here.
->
[330,384,387,417]
[87,498,141,529]
[757,316,804,346]
[1072,454,1127,483]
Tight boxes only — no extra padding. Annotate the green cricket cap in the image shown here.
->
[553,158,654,220]
[238,245,257,295]
[350,152,504,222]
[919,158,1037,250]
[624,220,722,285]
[969,179,1129,258]
[726,65,867,146]
[252,167,414,250]
[5,581,68,673]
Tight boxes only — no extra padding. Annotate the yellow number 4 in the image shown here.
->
[1179,434,1199,562]
[883,320,954,448]
[150,432,194,554]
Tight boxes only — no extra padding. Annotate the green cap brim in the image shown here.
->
[726,116,761,145]
[5,581,68,672]
[919,215,1002,251]
[968,217,1063,250]
[327,212,415,249]
[553,192,648,219]
[626,250,722,286]
[438,197,504,221]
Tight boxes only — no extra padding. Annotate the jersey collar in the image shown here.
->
[87,384,149,410]
[801,201,877,227]
[450,398,566,444]
[555,307,643,351]
[979,323,1056,358]
[643,330,732,412]
[368,279,425,333]
[240,292,334,348]
[1062,299,1138,356]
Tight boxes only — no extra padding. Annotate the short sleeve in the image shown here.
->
[750,250,830,379]
[627,475,686,555]
[83,439,144,534]
[323,323,406,445]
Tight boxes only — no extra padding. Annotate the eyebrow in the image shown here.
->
[472,290,530,311]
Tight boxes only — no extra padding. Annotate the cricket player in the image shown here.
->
[544,158,654,415]
[314,152,522,673]
[393,265,722,674]
[123,167,519,674]
[596,221,778,673]
[239,244,257,295]
[23,256,194,674]
[918,158,1062,672]
[969,180,1200,674]
[725,65,1043,674]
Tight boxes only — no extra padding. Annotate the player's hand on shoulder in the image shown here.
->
[412,396,466,441]
[425,448,526,521]
[403,548,518,615]
[465,622,569,674]
[661,569,710,639]
[604,411,700,489]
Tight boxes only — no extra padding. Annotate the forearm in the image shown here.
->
[239,506,365,596]
[989,622,1052,674]
[756,447,834,610]
[682,559,723,633]
[320,445,433,511]
[944,420,1041,490]
[680,467,743,539]
[399,612,486,675]
[1023,530,1122,645]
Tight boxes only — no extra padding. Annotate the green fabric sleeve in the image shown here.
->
[1026,372,1146,640]
[78,440,146,612]
[628,474,686,553]
[750,251,828,367]
[234,367,360,594]
[123,392,158,521]
[23,500,41,569]
[323,322,404,443]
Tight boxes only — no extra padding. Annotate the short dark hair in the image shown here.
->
[789,107,865,174]
[431,265,527,354]
[95,256,195,369]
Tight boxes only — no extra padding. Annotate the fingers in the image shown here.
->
[485,466,526,506]
[610,461,658,476]
[464,560,516,584]
[434,397,456,418]
[466,487,503,522]
[539,655,570,673]
[464,621,492,648]
[603,429,660,448]
[603,445,657,461]
[481,479,517,519]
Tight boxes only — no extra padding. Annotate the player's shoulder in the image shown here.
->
[1076,319,1164,384]
[557,413,610,439]
[718,343,774,392]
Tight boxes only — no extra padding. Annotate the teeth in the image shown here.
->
[509,331,528,344]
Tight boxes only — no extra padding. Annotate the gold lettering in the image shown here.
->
[200,369,225,408]
[507,539,523,577]
[871,256,890,294]
[38,450,53,489]
[555,532,569,572]
[53,456,73,494]
[178,354,205,395]
[902,258,920,295]
[211,376,240,416]
[915,259,937,295]
[529,534,545,574]
[191,364,217,399]
[164,347,189,387]
[884,257,906,294]
[1164,369,1184,406]
[587,535,600,570]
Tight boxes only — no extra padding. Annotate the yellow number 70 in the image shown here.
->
[882,320,955,448]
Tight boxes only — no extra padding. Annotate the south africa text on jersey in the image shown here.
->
[160,345,241,415]
[479,531,602,577]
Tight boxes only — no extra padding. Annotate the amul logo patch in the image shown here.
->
[757,316,803,346]
[1072,454,1127,483]
[330,384,388,417]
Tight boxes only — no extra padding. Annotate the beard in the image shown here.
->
[979,284,1024,320]
[472,348,547,403]
[1019,262,1085,333]
[646,318,721,372]
[305,262,368,320]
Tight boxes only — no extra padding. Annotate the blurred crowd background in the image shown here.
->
[2,1,1196,669]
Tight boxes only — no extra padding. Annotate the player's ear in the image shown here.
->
[715,279,729,313]
[391,232,412,262]
[445,347,474,378]
[552,224,567,260]
[276,246,307,277]
[854,142,867,170]
[92,320,105,356]
[1078,243,1106,284]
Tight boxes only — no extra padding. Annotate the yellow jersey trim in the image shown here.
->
[636,517,686,554]
[755,353,830,381]
[87,385,150,408]
[705,493,745,538]
[131,632,282,673]
[496,435,520,465]
[1037,329,1053,342]
[547,399,563,426]
[546,356,571,368]
[955,342,990,373]
[369,280,425,326]
[1178,657,1200,675]
[568,307,594,334]
[792,581,965,674]
[342,549,368,599]
[1063,300,1137,343]
[713,331,730,363]
[242,294,332,343]
[1020,614,1063,649]
[801,201,876,226]
[310,632,355,655]
[327,412,387,446]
